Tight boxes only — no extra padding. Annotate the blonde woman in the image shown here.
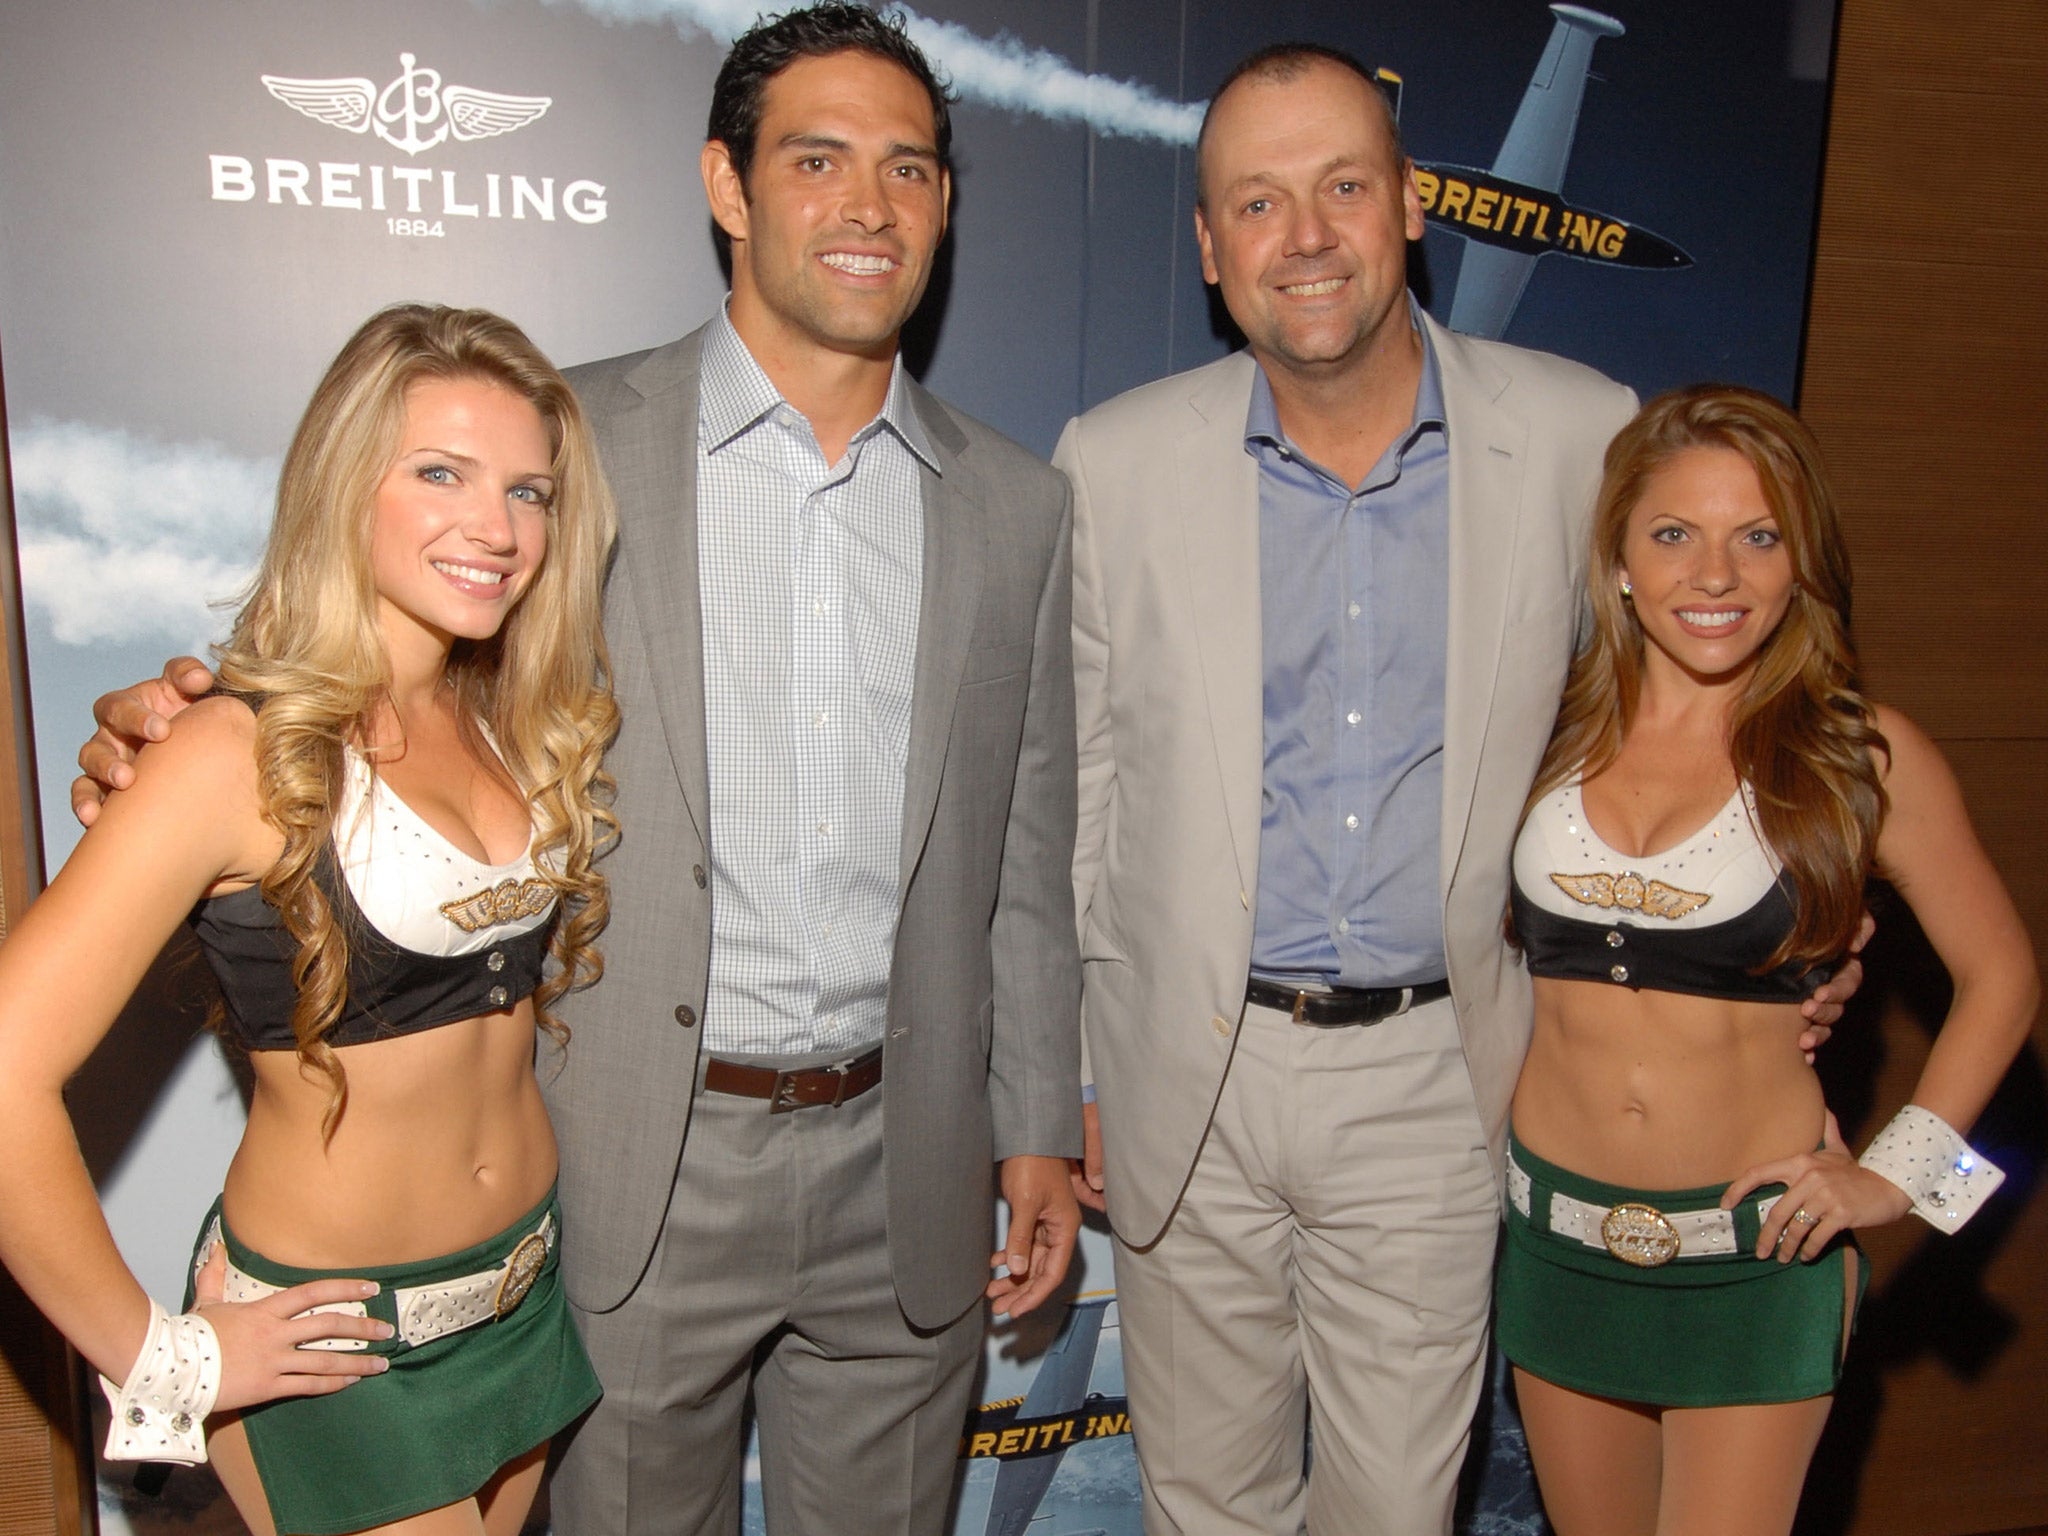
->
[1499,386,2036,1535]
[0,305,617,1536]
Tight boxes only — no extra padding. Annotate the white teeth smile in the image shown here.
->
[434,561,506,587]
[821,252,896,275]
[1281,278,1345,296]
[1677,609,1743,625]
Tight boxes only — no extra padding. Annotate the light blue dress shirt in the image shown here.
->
[1246,317,1450,988]
[695,309,932,1054]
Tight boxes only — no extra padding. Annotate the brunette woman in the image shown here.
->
[1499,385,2036,1535]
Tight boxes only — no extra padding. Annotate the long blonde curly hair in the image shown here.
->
[213,304,619,1132]
[1528,385,1886,969]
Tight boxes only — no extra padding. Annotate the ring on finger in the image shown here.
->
[1793,1207,1818,1225]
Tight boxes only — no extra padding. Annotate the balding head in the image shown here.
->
[1196,43,1404,212]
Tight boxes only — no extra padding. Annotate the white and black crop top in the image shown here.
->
[1509,780,1827,1003]
[190,744,557,1051]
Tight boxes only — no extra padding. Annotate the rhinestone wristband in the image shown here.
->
[1858,1103,2004,1232]
[99,1297,221,1465]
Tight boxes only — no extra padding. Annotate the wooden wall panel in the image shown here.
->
[1798,3,2048,1534]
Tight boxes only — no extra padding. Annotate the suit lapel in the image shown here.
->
[1177,355,1264,899]
[615,332,713,844]
[1431,315,1528,899]
[898,384,982,893]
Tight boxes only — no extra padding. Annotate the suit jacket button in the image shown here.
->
[674,1004,697,1028]
[1212,1016,1231,1037]
[692,864,707,889]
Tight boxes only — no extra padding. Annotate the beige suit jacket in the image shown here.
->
[1058,312,1637,1248]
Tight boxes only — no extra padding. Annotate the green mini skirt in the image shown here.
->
[183,1189,601,1535]
[1495,1136,1865,1408]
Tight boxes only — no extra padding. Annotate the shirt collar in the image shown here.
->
[1244,296,1447,454]
[698,301,941,474]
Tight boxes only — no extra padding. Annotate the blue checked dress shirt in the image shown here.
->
[695,309,931,1055]
[1246,313,1451,989]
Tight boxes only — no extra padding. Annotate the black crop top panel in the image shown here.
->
[1510,780,1827,1004]
[190,865,553,1051]
[189,747,556,1051]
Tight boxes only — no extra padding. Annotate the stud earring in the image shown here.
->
[1619,576,1633,599]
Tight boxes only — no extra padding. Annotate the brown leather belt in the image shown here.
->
[702,1046,884,1112]
[1244,976,1451,1027]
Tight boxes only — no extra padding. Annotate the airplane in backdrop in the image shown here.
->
[967,1296,1128,1536]
[1382,3,1693,340]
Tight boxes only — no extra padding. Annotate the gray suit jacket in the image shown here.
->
[547,326,1081,1328]
[1059,312,1637,1248]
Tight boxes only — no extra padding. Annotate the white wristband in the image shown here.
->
[99,1297,221,1465]
[1858,1104,2004,1232]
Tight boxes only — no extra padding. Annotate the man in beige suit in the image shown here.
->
[1057,44,1847,1536]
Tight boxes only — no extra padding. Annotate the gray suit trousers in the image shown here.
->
[550,1048,983,1536]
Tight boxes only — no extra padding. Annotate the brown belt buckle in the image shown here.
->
[1600,1202,1681,1268]
[493,1231,550,1318]
[771,1062,850,1113]
[1291,991,1310,1023]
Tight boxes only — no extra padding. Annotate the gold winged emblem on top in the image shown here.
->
[439,878,555,934]
[1547,871,1710,921]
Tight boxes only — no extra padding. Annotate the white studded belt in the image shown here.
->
[1507,1147,1779,1269]
[194,1210,556,1350]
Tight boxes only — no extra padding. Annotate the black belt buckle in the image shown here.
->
[1247,976,1447,1027]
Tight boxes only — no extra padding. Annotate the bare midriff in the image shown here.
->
[221,999,555,1267]
[1512,976,1824,1189]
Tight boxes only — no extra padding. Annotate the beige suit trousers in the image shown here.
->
[1111,995,1499,1536]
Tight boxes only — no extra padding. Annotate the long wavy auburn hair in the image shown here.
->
[1527,384,1887,969]
[213,304,619,1132]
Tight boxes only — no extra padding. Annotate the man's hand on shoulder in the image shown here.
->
[988,1155,1081,1321]
[72,657,214,827]
[1797,912,1876,1060]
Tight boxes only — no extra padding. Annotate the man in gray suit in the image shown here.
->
[77,8,1081,1533]
[1057,44,1850,1536]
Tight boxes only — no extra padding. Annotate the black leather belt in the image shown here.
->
[1244,976,1451,1027]
[702,1047,884,1112]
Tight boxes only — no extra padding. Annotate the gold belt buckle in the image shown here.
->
[1600,1202,1680,1268]
[493,1231,550,1318]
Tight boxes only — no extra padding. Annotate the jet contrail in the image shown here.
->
[544,0,1202,144]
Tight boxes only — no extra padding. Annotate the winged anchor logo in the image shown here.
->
[261,53,551,156]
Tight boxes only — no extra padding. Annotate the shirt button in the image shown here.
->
[1348,602,1361,619]
[487,950,506,972]
[674,1004,697,1029]
[816,821,831,836]
[1346,710,1361,726]
[693,864,708,889]
[1605,930,1624,948]
[1344,814,1359,830]
[1609,965,1629,984]
[488,985,509,1008]
[1212,1016,1231,1037]
[1337,918,1351,934]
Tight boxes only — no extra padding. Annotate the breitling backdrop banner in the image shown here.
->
[0,0,1834,1531]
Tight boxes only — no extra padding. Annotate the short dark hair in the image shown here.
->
[708,3,955,186]
[1195,42,1405,208]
